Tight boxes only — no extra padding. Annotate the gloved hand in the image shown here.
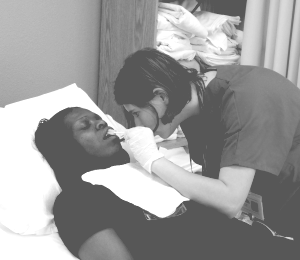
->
[125,127,164,174]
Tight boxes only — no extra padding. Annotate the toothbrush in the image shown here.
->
[114,131,125,141]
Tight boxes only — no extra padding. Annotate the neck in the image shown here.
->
[186,84,201,116]
[203,70,217,87]
[95,149,130,170]
[171,84,201,129]
[184,71,216,117]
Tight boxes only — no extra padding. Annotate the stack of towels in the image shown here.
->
[157,2,243,66]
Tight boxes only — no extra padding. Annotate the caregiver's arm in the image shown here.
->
[152,158,255,218]
[125,127,255,218]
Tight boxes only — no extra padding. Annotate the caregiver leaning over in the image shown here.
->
[114,48,300,240]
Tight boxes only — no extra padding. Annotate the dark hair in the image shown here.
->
[114,48,206,125]
[34,107,91,190]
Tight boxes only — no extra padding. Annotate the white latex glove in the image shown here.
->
[125,127,164,174]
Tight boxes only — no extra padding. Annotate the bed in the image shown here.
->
[0,3,242,259]
[0,84,203,259]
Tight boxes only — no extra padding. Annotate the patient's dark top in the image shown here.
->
[181,65,300,223]
[54,182,236,259]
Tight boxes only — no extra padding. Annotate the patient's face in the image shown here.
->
[64,108,122,158]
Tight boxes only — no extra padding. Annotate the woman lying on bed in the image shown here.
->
[34,106,291,260]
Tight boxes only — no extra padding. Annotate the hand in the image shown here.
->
[125,127,164,173]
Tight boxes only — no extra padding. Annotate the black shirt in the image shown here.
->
[54,181,234,259]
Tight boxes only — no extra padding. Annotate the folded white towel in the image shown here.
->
[194,11,240,37]
[158,3,208,39]
[196,51,240,66]
[207,30,228,51]
[157,14,195,38]
[82,162,189,218]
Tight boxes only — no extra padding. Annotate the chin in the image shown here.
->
[156,129,173,139]
[156,123,175,139]
[108,148,130,166]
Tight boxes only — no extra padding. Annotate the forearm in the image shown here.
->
[151,158,240,217]
[124,126,252,217]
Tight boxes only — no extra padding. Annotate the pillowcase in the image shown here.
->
[0,84,124,235]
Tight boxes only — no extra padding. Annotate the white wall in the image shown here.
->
[0,0,101,107]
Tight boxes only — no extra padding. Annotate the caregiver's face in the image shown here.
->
[124,96,175,139]
[64,108,122,158]
[124,104,157,128]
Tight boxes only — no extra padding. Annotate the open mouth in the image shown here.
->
[104,129,125,141]
[104,128,117,140]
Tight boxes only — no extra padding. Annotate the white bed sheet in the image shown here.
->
[0,222,78,260]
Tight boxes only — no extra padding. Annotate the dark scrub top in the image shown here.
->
[181,65,300,233]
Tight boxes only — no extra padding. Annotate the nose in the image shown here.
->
[95,119,107,130]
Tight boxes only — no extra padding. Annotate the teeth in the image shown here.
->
[107,129,116,136]
[106,129,125,139]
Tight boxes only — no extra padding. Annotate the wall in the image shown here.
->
[0,0,101,107]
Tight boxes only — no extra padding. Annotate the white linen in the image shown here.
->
[156,2,207,61]
[156,28,197,61]
[158,3,208,38]
[196,50,240,66]
[82,147,201,218]
[157,14,194,38]
[207,30,228,51]
[193,11,240,37]
[0,222,78,260]
[83,163,189,218]
[156,3,242,66]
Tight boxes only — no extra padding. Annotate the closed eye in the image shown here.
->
[81,120,91,130]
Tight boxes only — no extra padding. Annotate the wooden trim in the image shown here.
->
[98,0,158,127]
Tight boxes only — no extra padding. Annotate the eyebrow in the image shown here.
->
[77,115,88,122]
[71,116,87,127]
[77,113,101,121]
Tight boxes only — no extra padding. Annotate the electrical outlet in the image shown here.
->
[241,192,264,221]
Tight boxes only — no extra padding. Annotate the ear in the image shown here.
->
[153,88,168,104]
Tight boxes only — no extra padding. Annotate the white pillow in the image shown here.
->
[0,84,124,235]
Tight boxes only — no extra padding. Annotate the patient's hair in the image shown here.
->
[35,107,88,189]
[114,47,206,126]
